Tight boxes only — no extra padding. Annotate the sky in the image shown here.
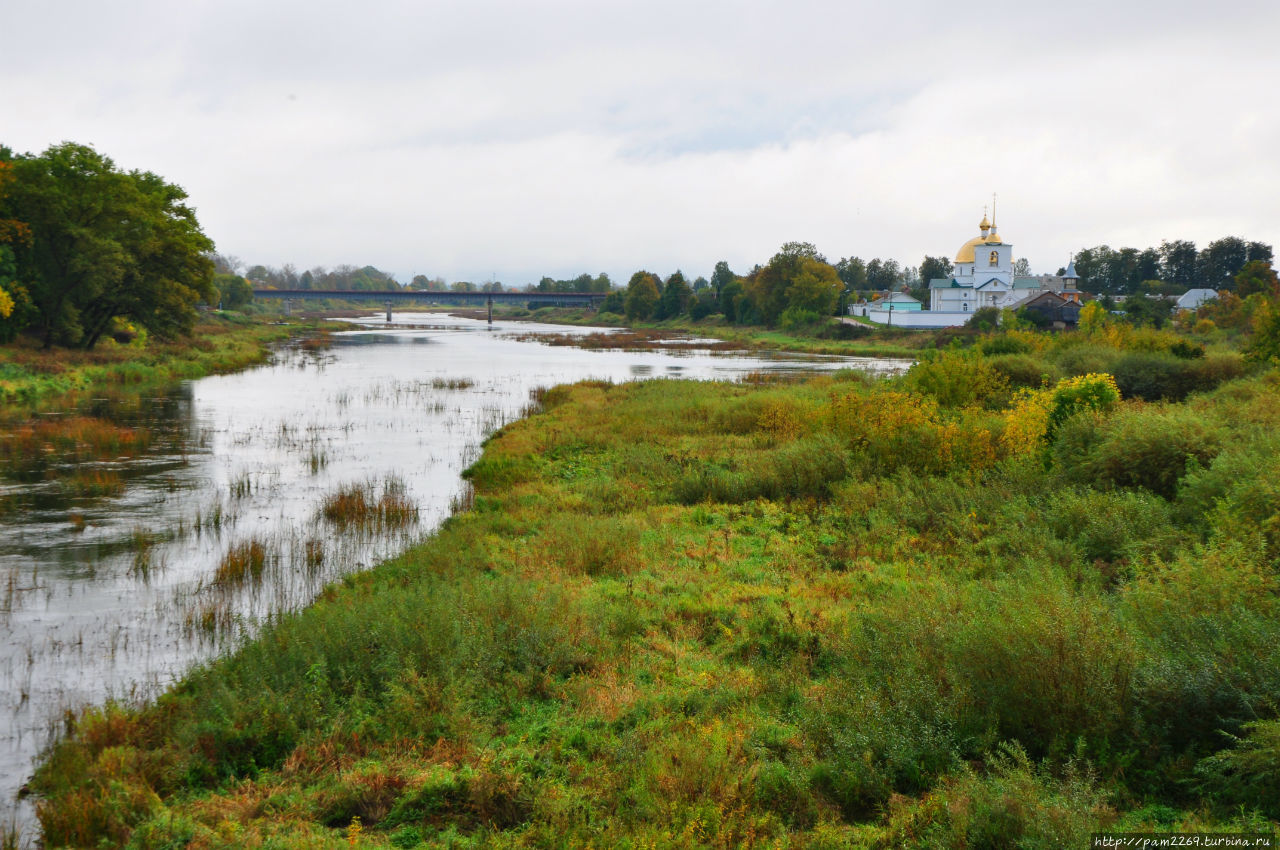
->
[4,0,1278,286]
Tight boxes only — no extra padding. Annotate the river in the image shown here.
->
[0,313,909,842]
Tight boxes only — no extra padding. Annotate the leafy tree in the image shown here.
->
[624,270,661,320]
[599,290,624,314]
[720,278,745,323]
[919,255,953,285]
[835,256,868,289]
[691,276,709,292]
[2,142,215,348]
[1123,295,1174,328]
[1198,237,1250,289]
[1159,240,1198,288]
[688,289,718,320]
[744,243,840,325]
[591,273,612,293]
[1247,241,1274,265]
[1234,260,1279,298]
[655,271,692,320]
[214,273,253,310]
[1012,257,1031,277]
[710,260,735,296]
[1246,299,1280,366]
[1136,247,1162,283]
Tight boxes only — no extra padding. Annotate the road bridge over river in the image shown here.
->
[252,289,608,322]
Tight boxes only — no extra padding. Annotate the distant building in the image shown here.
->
[864,209,1084,329]
[1176,288,1219,311]
[928,214,1081,312]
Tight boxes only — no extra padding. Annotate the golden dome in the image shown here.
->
[979,214,991,232]
[954,232,1006,264]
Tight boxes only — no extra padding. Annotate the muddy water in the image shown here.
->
[0,313,909,841]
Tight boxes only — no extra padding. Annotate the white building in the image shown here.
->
[927,213,1078,313]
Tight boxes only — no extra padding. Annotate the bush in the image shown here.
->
[1054,404,1223,499]
[880,743,1115,849]
[1195,720,1280,819]
[903,349,1009,409]
[988,353,1058,389]
[1111,351,1245,402]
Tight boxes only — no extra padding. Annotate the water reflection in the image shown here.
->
[0,312,910,842]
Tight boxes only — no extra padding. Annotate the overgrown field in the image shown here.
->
[30,325,1280,847]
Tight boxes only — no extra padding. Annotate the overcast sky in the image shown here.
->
[4,0,1278,285]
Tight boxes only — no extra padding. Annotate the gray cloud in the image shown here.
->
[4,0,1277,284]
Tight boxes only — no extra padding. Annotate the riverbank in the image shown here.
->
[0,314,341,498]
[0,313,341,410]
[444,305,930,358]
[28,324,1280,847]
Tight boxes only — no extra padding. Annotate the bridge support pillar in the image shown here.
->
[283,299,292,316]
[385,301,393,323]
[487,295,493,325]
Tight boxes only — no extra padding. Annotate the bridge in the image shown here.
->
[252,288,608,321]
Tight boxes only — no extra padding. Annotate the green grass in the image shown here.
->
[27,323,1280,847]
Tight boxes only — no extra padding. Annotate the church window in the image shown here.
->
[989,250,999,266]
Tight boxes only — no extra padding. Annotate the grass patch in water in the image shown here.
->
[214,538,269,586]
[320,478,418,531]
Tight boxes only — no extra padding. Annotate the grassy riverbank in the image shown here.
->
[27,322,1280,847]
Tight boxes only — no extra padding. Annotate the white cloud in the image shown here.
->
[3,0,1278,283]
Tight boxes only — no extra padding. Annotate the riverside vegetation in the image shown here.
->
[27,316,1280,847]
[0,314,338,503]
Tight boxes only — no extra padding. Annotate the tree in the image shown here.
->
[720,278,745,322]
[1136,247,1162,283]
[710,261,735,296]
[1160,240,1198,288]
[215,273,253,310]
[2,142,215,348]
[591,272,612,293]
[744,244,841,324]
[835,256,868,289]
[624,270,661,320]
[1012,257,1031,277]
[1245,299,1280,366]
[655,271,692,320]
[919,255,953,285]
[1124,295,1174,328]
[865,258,903,290]
[1198,237,1250,290]
[1234,260,1280,298]
[600,290,625,314]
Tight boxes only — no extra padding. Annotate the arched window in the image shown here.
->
[989,250,999,266]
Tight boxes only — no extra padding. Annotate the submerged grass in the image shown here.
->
[320,478,418,531]
[27,324,1280,847]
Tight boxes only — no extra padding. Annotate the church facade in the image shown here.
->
[927,213,1077,313]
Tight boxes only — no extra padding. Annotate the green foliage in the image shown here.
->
[963,306,1001,331]
[28,343,1280,845]
[214,273,253,310]
[881,743,1114,849]
[1246,298,1280,366]
[623,270,660,320]
[1195,720,1280,818]
[744,243,841,325]
[1054,403,1222,499]
[2,142,215,348]
[904,349,1009,408]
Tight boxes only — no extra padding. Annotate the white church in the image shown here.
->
[859,210,1081,328]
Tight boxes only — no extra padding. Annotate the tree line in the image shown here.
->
[1071,237,1272,295]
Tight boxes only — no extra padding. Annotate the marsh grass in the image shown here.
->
[27,328,1280,847]
[214,538,269,586]
[320,478,418,531]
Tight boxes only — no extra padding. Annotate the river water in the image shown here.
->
[0,313,909,841]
